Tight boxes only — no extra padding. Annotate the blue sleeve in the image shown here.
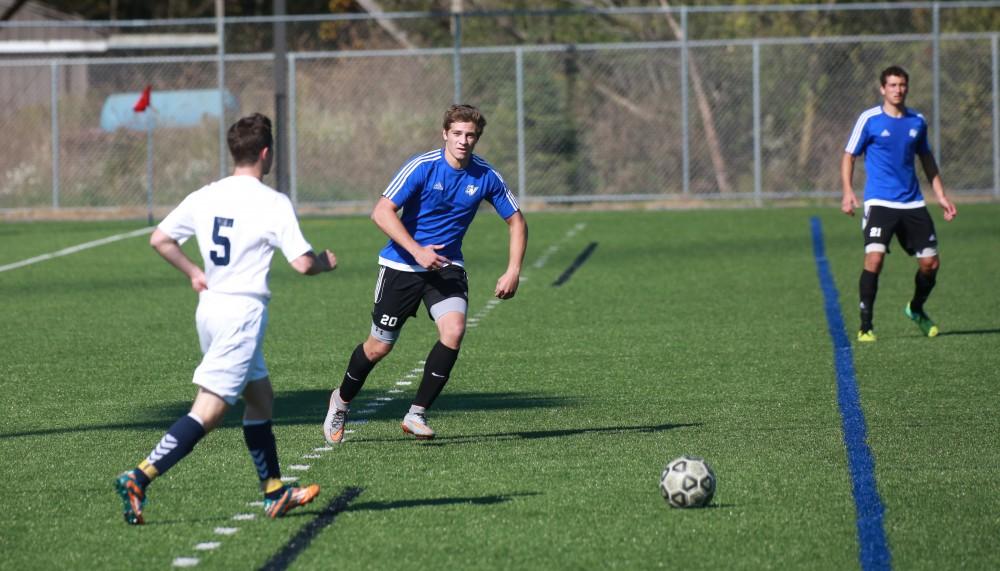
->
[486,170,520,220]
[382,156,426,206]
[845,115,869,156]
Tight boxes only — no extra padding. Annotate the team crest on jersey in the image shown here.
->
[908,128,918,138]
[465,184,479,196]
[433,182,444,191]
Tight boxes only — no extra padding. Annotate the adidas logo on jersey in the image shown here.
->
[433,182,444,191]
[880,129,891,137]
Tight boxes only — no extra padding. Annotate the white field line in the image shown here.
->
[0,226,153,273]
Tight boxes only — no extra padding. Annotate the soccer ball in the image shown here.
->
[659,455,716,508]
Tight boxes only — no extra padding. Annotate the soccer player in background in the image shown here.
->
[114,113,338,525]
[841,65,958,342]
[323,104,527,442]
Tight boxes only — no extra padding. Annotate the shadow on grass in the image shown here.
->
[427,422,699,445]
[352,422,699,446]
[936,328,1000,337]
[1,390,577,439]
[347,491,537,513]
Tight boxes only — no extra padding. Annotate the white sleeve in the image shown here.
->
[272,195,313,262]
[157,193,198,242]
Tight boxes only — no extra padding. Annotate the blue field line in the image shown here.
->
[809,217,892,571]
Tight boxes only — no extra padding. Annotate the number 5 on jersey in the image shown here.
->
[211,217,234,266]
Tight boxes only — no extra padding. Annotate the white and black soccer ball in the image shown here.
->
[659,455,716,508]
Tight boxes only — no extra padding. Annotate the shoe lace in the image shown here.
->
[410,412,428,425]
[329,408,347,427]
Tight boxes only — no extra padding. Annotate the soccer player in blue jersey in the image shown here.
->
[841,66,957,342]
[323,104,527,442]
[114,114,337,525]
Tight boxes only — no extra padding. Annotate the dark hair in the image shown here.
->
[880,65,909,86]
[442,104,486,136]
[227,113,273,166]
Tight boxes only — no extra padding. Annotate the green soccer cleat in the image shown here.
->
[115,471,146,525]
[857,330,877,343]
[264,484,320,518]
[905,304,939,337]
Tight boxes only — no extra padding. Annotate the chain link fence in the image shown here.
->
[1,2,998,219]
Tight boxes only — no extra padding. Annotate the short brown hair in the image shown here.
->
[227,113,273,166]
[880,65,909,86]
[442,104,486,136]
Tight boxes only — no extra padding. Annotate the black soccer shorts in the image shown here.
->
[370,265,469,342]
[862,204,938,257]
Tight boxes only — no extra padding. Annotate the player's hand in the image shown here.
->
[190,270,208,292]
[495,271,520,300]
[940,198,957,222]
[414,244,451,270]
[841,192,859,216]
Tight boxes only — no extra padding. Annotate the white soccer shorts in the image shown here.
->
[192,291,269,405]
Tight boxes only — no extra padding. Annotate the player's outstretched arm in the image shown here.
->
[291,249,338,275]
[495,211,527,300]
[919,152,957,222]
[150,228,207,292]
[840,152,859,216]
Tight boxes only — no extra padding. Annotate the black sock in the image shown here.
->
[340,344,377,402]
[242,420,281,483]
[859,269,879,331]
[413,342,460,409]
[910,269,937,314]
[146,414,206,476]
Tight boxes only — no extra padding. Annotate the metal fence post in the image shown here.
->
[453,12,462,103]
[516,46,526,203]
[50,61,59,210]
[993,33,999,198]
[289,53,298,206]
[932,1,941,162]
[680,6,689,196]
[753,40,762,206]
[216,0,227,178]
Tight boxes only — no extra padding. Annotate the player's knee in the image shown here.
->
[363,337,394,361]
[919,256,940,273]
[437,318,466,348]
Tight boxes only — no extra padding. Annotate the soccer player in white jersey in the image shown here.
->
[842,66,957,342]
[114,113,337,525]
[323,104,527,442]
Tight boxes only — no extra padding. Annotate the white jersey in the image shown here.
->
[158,175,312,299]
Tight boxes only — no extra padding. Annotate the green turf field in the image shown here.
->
[1,204,998,570]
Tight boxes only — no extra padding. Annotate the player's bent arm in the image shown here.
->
[290,249,337,275]
[918,152,957,221]
[150,228,206,291]
[371,197,449,269]
[840,153,859,216]
[495,212,527,300]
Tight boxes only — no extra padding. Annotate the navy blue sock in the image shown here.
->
[146,414,206,476]
[242,420,281,483]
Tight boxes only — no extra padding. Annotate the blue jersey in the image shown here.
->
[378,149,520,271]
[845,105,931,206]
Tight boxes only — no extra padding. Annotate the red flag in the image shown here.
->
[133,85,152,112]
